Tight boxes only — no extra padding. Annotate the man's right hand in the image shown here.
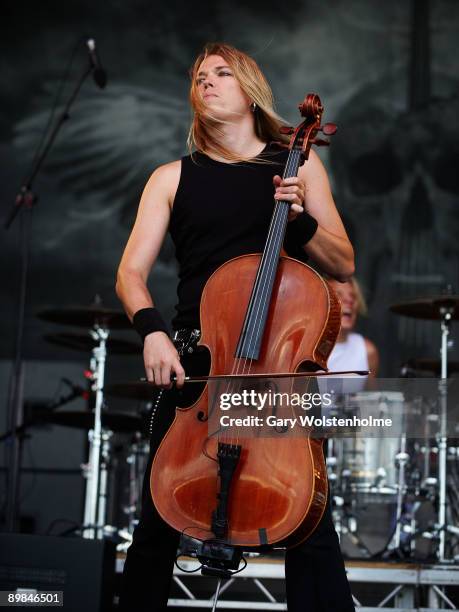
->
[143,331,185,389]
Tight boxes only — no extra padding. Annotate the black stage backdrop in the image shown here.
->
[2,0,459,373]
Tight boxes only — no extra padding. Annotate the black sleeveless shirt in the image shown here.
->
[169,143,305,330]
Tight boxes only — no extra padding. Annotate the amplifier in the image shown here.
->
[0,534,115,611]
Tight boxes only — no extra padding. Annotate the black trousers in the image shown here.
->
[119,349,355,612]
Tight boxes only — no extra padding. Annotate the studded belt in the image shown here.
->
[148,328,201,435]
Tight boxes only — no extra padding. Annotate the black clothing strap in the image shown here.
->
[283,210,318,260]
[132,307,169,341]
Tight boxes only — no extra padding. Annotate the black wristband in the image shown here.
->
[284,210,318,249]
[132,307,169,342]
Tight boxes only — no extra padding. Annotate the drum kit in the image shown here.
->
[327,293,459,563]
[34,303,157,543]
[24,292,459,562]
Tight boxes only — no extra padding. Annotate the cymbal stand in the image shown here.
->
[385,433,409,555]
[96,429,113,532]
[437,306,453,562]
[326,440,343,539]
[125,443,138,534]
[124,435,149,534]
[82,325,108,539]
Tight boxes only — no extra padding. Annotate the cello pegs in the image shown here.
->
[310,137,330,147]
[279,126,295,135]
[320,123,337,135]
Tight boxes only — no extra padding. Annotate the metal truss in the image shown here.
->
[164,558,459,610]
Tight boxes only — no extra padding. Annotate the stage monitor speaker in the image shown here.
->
[0,534,116,611]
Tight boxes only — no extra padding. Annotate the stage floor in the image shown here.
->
[116,553,459,610]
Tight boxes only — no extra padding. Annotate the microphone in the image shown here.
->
[86,38,107,89]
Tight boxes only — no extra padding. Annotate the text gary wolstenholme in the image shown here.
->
[219,414,393,429]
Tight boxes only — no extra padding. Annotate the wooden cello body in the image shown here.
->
[151,94,340,548]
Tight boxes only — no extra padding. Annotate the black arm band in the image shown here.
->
[284,211,318,250]
[132,307,169,341]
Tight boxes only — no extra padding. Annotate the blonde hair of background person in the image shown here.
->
[327,276,379,376]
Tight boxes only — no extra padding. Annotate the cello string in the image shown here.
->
[229,187,288,444]
[219,188,283,446]
[232,150,298,448]
[222,152,297,447]
[230,149,300,447]
[239,150,300,445]
[240,148,299,373]
[242,148,299,375]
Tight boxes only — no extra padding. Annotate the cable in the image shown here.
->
[174,556,202,573]
[226,556,247,575]
[27,37,84,174]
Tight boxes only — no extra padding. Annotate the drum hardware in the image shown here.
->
[78,325,108,539]
[0,382,88,444]
[438,348,450,561]
[99,429,112,533]
[402,358,459,376]
[418,409,439,487]
[45,410,142,433]
[432,305,453,562]
[331,492,373,558]
[324,383,455,561]
[337,392,404,499]
[116,529,134,553]
[41,305,143,539]
[328,440,374,558]
[382,433,411,556]
[80,427,113,538]
[390,291,459,562]
[38,303,136,540]
[328,390,446,560]
[123,435,150,534]
[100,383,158,537]
[389,293,459,321]
[37,305,132,329]
[327,441,372,555]
[44,332,141,354]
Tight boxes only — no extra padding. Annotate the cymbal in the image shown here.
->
[45,411,142,433]
[407,358,459,375]
[390,295,459,320]
[105,382,163,401]
[44,333,141,354]
[37,306,131,329]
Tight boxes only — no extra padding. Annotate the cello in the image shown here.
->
[151,93,341,549]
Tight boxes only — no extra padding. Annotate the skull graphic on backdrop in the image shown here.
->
[330,72,459,369]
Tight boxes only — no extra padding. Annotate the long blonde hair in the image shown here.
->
[327,276,368,316]
[188,43,288,162]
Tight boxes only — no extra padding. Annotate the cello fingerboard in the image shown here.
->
[235,148,303,360]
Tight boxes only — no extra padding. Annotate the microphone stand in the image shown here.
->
[3,60,96,532]
[0,386,85,444]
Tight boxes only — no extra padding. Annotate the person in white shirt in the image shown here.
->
[327,276,379,377]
